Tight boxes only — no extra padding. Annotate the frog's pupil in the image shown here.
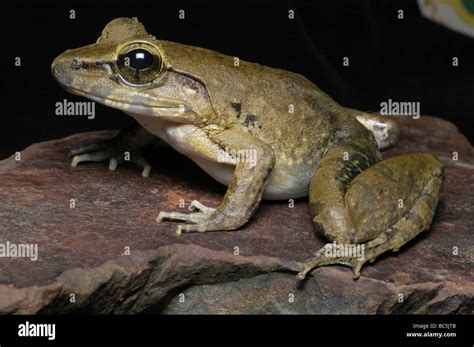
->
[126,49,154,70]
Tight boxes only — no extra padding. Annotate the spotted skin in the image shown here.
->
[230,102,241,113]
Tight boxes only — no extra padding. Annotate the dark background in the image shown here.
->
[1,0,473,160]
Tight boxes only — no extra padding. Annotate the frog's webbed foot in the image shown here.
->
[69,124,157,177]
[302,142,444,280]
[298,224,413,280]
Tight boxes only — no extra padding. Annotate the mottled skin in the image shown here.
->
[52,18,444,279]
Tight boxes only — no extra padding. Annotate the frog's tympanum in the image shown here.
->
[52,18,444,279]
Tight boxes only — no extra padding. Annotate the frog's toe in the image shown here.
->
[71,150,114,167]
[122,151,152,177]
[174,219,230,235]
[108,157,122,171]
[188,200,216,213]
[157,208,240,235]
[176,223,209,235]
[156,210,212,225]
[297,241,378,280]
[70,140,152,177]
[297,248,327,280]
[156,201,217,226]
[297,243,358,280]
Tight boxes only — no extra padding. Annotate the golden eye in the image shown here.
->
[117,43,162,85]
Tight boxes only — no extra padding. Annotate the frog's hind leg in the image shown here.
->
[298,142,444,279]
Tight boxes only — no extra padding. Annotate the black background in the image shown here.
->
[1,0,473,160]
[0,314,472,344]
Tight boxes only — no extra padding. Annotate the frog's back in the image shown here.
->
[158,40,353,158]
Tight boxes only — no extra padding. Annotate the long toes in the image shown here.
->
[176,223,209,235]
[297,256,326,280]
[188,200,216,213]
[69,140,151,177]
[71,151,113,167]
[297,256,358,280]
[156,211,208,224]
[296,244,360,280]
[352,262,364,279]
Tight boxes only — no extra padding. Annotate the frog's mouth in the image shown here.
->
[63,85,184,118]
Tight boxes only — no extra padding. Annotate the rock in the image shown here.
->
[0,115,472,314]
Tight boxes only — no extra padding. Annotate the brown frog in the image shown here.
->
[51,17,444,279]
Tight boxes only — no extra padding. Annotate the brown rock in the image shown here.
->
[0,116,472,314]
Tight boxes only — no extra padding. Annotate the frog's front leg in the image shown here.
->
[157,128,275,235]
[70,122,158,177]
[298,140,444,279]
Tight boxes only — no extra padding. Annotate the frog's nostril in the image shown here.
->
[72,57,82,68]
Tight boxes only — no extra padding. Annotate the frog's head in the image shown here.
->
[52,17,212,123]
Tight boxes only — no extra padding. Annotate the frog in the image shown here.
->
[51,17,444,279]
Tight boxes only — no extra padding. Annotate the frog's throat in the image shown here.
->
[63,86,182,117]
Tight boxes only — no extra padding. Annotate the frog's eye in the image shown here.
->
[117,44,163,85]
[124,49,154,70]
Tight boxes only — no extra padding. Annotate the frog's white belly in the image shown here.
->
[128,113,310,200]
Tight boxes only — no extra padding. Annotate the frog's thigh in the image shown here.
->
[300,151,444,279]
[308,140,381,243]
[344,153,444,244]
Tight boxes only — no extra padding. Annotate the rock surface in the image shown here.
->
[0,116,472,314]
